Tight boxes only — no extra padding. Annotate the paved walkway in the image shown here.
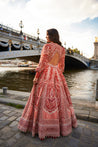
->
[0,103,98,147]
[0,89,98,123]
[0,89,98,146]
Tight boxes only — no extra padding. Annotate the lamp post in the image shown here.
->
[19,20,24,35]
[19,20,24,50]
[37,28,40,53]
[64,42,66,48]
[37,28,40,39]
[64,41,66,52]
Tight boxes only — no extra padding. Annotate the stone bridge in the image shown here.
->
[0,49,90,69]
[0,24,90,69]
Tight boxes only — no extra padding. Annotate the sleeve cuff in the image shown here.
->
[35,71,40,79]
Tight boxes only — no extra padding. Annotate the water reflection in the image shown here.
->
[64,69,98,101]
[0,67,35,92]
[0,67,98,101]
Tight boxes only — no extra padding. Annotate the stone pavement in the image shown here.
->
[0,103,98,147]
[0,89,98,147]
[0,89,98,123]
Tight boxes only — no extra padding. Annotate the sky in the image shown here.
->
[0,0,98,58]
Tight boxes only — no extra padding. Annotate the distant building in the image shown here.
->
[94,37,98,60]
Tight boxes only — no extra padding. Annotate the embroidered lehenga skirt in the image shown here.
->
[18,63,77,139]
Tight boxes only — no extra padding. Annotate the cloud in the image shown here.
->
[0,0,98,29]
[0,0,98,57]
[24,0,98,24]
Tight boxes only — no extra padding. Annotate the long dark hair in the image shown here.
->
[47,28,62,46]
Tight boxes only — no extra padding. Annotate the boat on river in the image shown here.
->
[18,64,29,67]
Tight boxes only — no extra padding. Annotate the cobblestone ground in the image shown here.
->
[0,104,98,147]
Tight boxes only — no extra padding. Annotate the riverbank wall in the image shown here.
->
[89,59,98,69]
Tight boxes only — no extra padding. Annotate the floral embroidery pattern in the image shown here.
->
[18,42,77,139]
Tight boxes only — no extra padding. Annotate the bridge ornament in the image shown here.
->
[0,24,45,54]
[13,44,20,49]
[95,37,98,42]
[8,40,12,52]
[0,41,8,47]
[30,44,32,50]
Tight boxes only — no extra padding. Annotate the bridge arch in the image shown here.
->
[65,54,89,70]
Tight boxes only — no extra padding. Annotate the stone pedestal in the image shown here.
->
[2,87,8,95]
[94,38,98,60]
[8,40,12,52]
[30,44,32,50]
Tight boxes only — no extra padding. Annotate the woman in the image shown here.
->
[18,28,77,140]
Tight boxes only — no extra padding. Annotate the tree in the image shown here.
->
[72,48,80,54]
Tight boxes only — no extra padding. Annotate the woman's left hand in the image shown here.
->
[33,78,38,85]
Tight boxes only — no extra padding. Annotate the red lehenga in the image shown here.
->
[18,42,77,139]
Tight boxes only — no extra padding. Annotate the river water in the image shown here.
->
[0,67,98,102]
